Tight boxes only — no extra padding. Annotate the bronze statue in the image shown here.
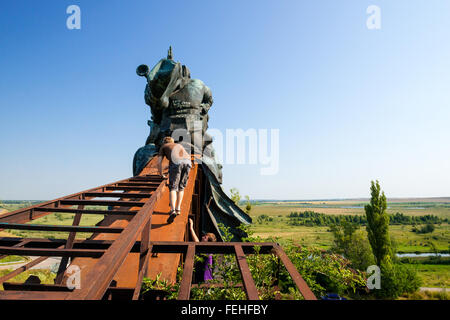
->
[133,47,222,183]
[132,47,251,241]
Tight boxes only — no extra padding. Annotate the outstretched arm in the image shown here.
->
[157,155,167,178]
[189,218,199,242]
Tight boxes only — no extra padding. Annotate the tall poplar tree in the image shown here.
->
[364,180,392,266]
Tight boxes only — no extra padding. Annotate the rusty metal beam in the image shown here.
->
[0,290,68,300]
[0,222,124,234]
[0,239,30,260]
[59,200,145,207]
[0,246,105,257]
[129,176,162,181]
[178,244,195,300]
[83,192,153,199]
[234,244,259,300]
[0,237,142,252]
[33,207,137,215]
[105,186,156,192]
[54,204,84,284]
[272,244,317,300]
[116,182,160,187]
[149,241,276,255]
[132,247,152,300]
[2,282,74,292]
[132,218,153,300]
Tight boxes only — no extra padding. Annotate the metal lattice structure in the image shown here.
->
[0,159,316,300]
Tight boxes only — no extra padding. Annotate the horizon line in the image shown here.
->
[2,196,450,202]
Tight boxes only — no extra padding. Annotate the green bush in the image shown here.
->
[330,223,376,271]
[375,261,422,299]
[418,224,435,234]
[257,214,273,224]
[284,245,367,298]
[140,224,368,300]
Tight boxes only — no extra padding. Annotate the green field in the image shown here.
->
[408,263,450,288]
[3,199,449,249]
[251,199,450,218]
[0,202,107,239]
[245,199,450,289]
[1,199,449,291]
[247,199,450,252]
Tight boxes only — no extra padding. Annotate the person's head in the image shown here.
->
[163,136,174,144]
[201,232,217,242]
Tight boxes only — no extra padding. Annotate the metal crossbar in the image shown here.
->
[148,241,317,301]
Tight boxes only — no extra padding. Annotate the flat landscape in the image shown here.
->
[247,198,450,250]
[0,198,449,289]
[244,198,449,289]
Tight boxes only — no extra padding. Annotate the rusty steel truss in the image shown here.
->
[0,168,316,300]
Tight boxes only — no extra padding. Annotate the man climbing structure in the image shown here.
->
[157,136,192,223]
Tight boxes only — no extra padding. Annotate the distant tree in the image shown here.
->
[244,195,252,214]
[330,222,375,271]
[257,214,272,224]
[419,223,435,234]
[365,180,392,266]
[363,181,421,299]
[230,188,241,205]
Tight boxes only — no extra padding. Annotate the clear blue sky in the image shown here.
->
[1,1,449,200]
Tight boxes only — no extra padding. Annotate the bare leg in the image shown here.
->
[175,190,184,212]
[169,190,177,212]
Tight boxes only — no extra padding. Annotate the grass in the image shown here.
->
[245,200,449,294]
[400,289,449,300]
[247,202,450,253]
[0,269,56,290]
[0,203,107,239]
[251,199,450,218]
[0,255,29,264]
[249,215,449,253]
[408,264,450,288]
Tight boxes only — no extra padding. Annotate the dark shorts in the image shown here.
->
[168,161,192,191]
